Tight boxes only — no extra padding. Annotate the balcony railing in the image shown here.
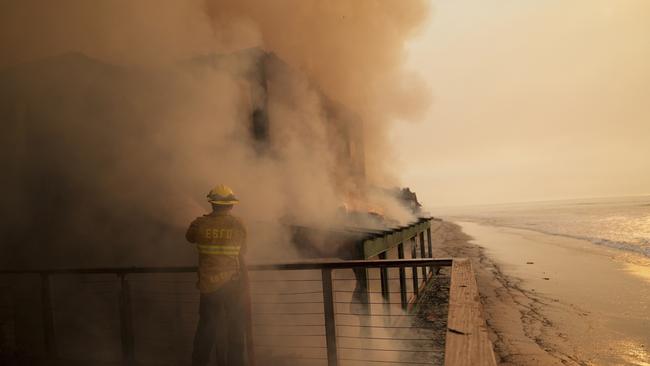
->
[0,257,451,366]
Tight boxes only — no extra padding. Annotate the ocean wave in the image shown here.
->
[457,217,650,258]
[637,237,650,246]
[578,236,650,258]
[520,229,650,258]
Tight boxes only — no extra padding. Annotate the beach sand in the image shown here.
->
[430,221,650,366]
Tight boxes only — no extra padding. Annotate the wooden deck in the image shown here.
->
[444,258,497,366]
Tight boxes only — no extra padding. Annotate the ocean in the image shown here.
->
[440,195,650,262]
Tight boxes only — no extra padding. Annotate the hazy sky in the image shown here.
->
[393,0,650,208]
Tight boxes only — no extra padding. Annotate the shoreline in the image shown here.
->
[432,220,650,365]
[430,221,566,365]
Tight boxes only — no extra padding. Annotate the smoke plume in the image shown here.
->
[0,0,431,268]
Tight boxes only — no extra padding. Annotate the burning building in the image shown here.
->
[0,47,426,365]
[187,47,369,218]
[0,2,434,364]
[188,47,424,259]
[0,47,419,270]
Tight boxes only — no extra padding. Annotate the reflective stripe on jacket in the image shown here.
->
[197,244,241,256]
[186,211,246,293]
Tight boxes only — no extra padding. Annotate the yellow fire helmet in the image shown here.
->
[206,184,239,205]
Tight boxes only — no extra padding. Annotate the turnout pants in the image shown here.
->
[192,280,245,366]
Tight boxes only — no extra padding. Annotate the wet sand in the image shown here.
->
[431,221,650,365]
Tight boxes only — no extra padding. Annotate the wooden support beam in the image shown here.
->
[410,237,419,297]
[362,219,440,259]
[427,228,434,274]
[321,269,338,366]
[397,244,408,310]
[378,252,389,301]
[419,231,427,278]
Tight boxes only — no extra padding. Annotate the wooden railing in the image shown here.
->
[1,258,451,366]
[0,218,496,366]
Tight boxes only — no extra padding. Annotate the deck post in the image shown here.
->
[351,267,370,315]
[118,273,135,366]
[356,240,370,311]
[427,227,434,274]
[378,252,389,301]
[321,268,338,366]
[40,273,57,359]
[397,244,407,309]
[410,237,419,296]
[419,231,427,278]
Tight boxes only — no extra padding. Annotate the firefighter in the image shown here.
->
[186,184,247,366]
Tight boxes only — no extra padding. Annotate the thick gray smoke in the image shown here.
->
[0,0,431,268]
